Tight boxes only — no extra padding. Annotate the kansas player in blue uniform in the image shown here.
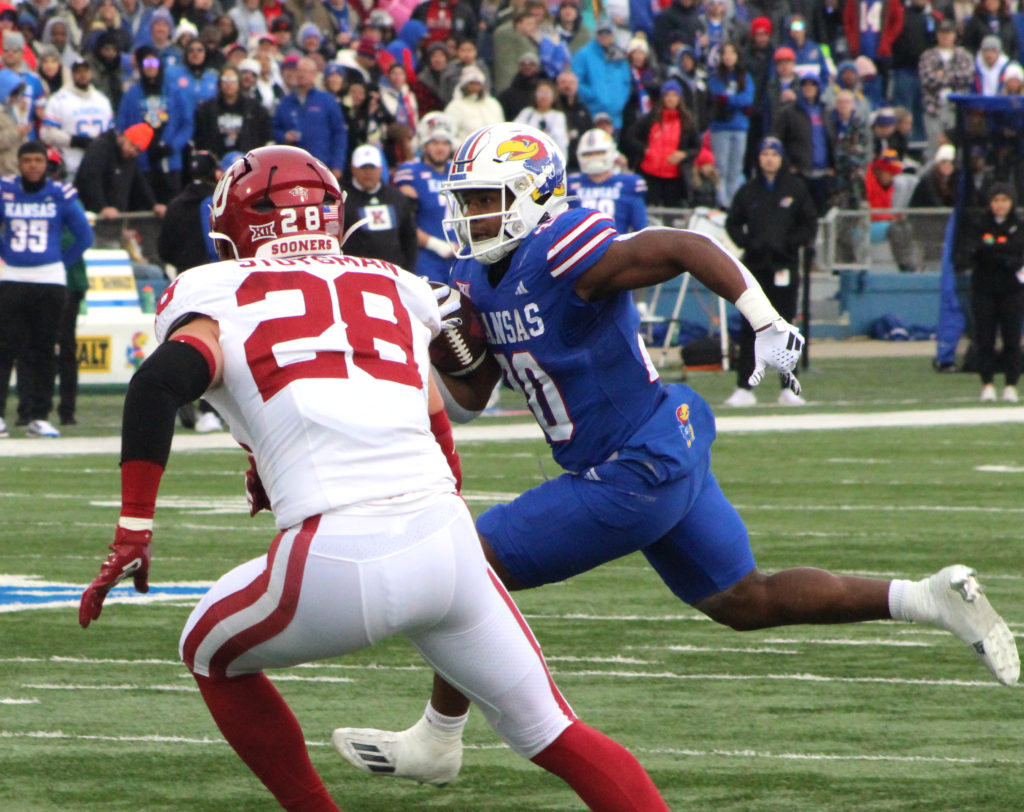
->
[568,128,648,235]
[0,141,93,438]
[394,112,457,284]
[333,123,1020,785]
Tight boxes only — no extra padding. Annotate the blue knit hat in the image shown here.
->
[759,136,784,157]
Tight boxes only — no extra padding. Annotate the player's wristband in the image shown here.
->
[734,287,781,332]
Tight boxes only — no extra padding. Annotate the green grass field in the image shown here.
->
[2,356,1022,811]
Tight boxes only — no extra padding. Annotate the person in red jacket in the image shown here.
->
[843,0,904,107]
[865,149,902,243]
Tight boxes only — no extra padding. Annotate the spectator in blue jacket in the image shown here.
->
[707,40,755,207]
[115,47,194,203]
[572,18,631,130]
[164,37,219,108]
[273,57,347,177]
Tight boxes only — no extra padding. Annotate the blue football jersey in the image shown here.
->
[450,206,665,473]
[0,175,92,269]
[394,159,451,283]
[567,172,648,235]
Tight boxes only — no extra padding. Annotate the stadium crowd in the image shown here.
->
[0,0,1016,221]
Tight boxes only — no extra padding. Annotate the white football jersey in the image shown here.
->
[155,253,454,530]
[42,87,114,176]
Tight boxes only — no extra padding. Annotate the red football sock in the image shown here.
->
[530,720,668,812]
[193,673,341,812]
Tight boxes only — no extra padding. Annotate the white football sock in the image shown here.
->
[888,578,913,622]
[423,702,469,736]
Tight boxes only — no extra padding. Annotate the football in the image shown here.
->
[428,282,490,377]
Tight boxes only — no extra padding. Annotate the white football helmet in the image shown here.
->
[442,122,569,264]
[577,128,617,176]
[417,111,456,147]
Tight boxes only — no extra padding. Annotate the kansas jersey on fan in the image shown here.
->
[567,171,648,235]
[394,159,450,283]
[449,206,666,473]
[0,174,92,284]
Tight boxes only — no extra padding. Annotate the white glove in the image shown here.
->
[432,282,463,330]
[425,235,454,259]
[750,318,803,394]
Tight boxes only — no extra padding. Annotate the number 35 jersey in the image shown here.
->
[450,206,666,474]
[155,254,455,530]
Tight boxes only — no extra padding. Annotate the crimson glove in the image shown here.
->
[79,526,152,628]
[245,454,271,517]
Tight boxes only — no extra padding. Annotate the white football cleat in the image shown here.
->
[195,412,224,433]
[332,717,462,786]
[980,384,997,403]
[1002,385,1018,403]
[906,565,1020,686]
[724,387,757,407]
[0,417,8,438]
[777,389,806,406]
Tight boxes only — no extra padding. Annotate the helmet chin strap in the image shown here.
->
[208,230,239,261]
[341,217,369,248]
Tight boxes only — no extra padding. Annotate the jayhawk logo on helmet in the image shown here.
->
[495,135,565,200]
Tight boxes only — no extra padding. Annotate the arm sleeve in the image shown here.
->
[121,339,214,467]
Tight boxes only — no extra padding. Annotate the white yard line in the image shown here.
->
[1,407,1023,457]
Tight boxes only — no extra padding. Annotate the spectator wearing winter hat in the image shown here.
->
[910,143,957,207]
[690,145,719,208]
[741,16,775,177]
[165,35,219,109]
[443,64,503,141]
[620,35,659,135]
[725,134,817,407]
[323,60,348,105]
[919,18,973,160]
[75,122,164,217]
[622,78,701,206]
[2,31,43,122]
[85,29,127,111]
[865,149,902,242]
[295,22,332,62]
[145,8,181,69]
[284,0,339,46]
[573,17,631,130]
[773,72,835,216]
[345,35,383,86]
[821,59,872,127]
[115,46,192,203]
[963,0,1018,60]
[763,46,799,135]
[869,106,908,164]
[975,35,1011,95]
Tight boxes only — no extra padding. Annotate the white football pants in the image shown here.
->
[179,492,574,757]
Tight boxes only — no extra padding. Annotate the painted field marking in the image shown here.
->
[2,730,1018,767]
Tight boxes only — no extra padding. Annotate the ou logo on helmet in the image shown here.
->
[210,157,243,220]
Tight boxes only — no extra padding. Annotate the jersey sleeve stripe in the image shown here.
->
[546,212,613,261]
[549,226,615,278]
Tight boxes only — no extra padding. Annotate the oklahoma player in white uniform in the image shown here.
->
[78,145,668,812]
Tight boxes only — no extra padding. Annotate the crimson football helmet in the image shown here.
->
[209,145,343,261]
